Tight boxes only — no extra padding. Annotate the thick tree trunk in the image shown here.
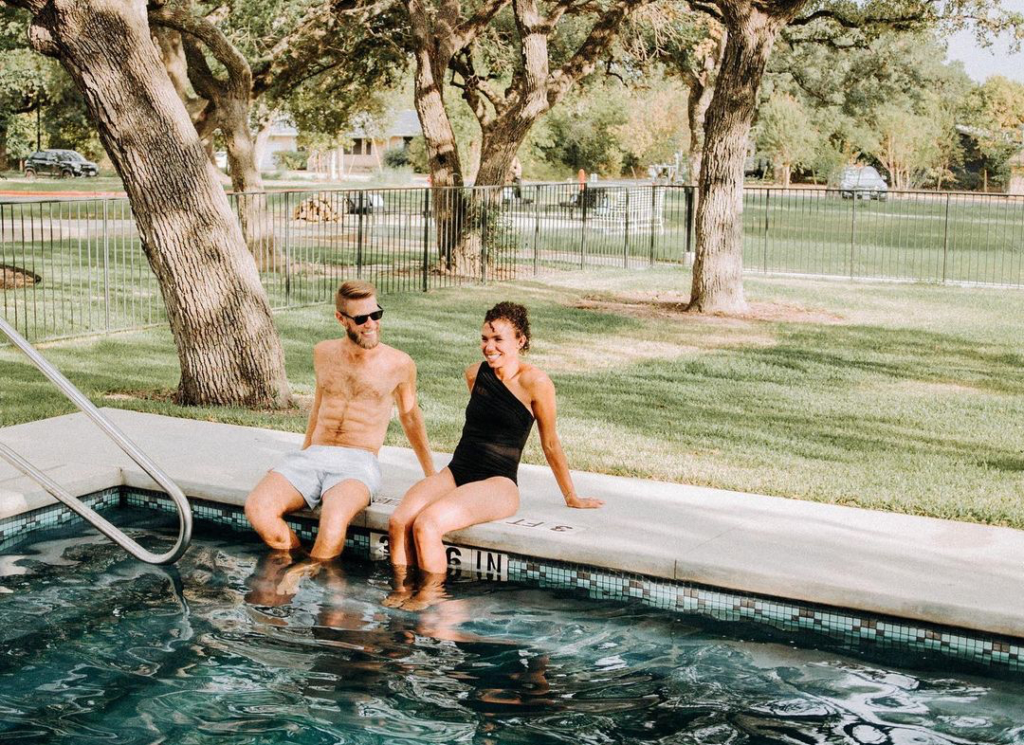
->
[25,0,290,407]
[411,46,466,269]
[453,121,532,278]
[689,6,786,314]
[687,79,715,188]
[252,117,274,173]
[476,121,531,188]
[221,100,280,271]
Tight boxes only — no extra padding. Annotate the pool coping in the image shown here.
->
[2,409,1023,642]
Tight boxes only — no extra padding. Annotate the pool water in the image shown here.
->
[1,509,1022,745]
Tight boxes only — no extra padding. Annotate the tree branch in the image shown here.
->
[251,1,335,94]
[148,2,252,99]
[548,0,653,106]
[180,33,221,105]
[790,8,929,29]
[687,0,723,23]
[452,0,512,54]
[451,52,500,127]
[543,0,588,29]
[0,0,44,12]
[603,59,628,85]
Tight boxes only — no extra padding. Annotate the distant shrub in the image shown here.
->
[275,150,308,170]
[406,137,429,173]
[383,147,410,168]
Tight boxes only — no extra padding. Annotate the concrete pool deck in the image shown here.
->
[1,409,1022,639]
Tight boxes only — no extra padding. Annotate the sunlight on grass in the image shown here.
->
[2,269,1022,528]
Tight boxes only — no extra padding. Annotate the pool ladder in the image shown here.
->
[0,316,193,564]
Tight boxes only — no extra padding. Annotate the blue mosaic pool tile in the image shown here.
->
[0,487,120,551]
[3,486,1022,674]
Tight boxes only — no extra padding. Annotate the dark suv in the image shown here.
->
[24,150,99,179]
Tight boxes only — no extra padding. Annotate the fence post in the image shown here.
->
[102,199,110,331]
[685,186,694,257]
[422,187,430,292]
[480,188,489,283]
[942,192,950,284]
[283,192,291,303]
[648,186,657,265]
[532,185,540,276]
[356,191,365,279]
[623,188,631,268]
[762,188,770,273]
[849,192,857,279]
[579,184,588,269]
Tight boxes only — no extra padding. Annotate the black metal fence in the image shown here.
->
[3,182,1023,344]
[0,183,692,343]
[741,187,1024,286]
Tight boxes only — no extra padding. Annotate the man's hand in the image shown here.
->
[566,495,603,509]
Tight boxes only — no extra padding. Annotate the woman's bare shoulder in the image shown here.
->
[519,363,553,391]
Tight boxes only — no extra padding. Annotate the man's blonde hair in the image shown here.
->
[335,280,377,312]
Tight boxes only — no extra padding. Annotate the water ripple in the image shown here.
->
[0,512,1022,745]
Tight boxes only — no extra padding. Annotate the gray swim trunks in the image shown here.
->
[272,445,383,509]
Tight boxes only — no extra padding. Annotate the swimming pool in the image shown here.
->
[2,504,1023,744]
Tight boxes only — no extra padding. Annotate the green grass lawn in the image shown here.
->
[2,269,1023,529]
[0,173,425,194]
[0,176,126,193]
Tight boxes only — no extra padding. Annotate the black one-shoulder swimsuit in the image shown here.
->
[447,362,535,486]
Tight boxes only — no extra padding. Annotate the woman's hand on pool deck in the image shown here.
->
[565,494,604,509]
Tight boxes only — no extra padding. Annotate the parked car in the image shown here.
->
[560,186,610,215]
[832,165,888,200]
[23,150,99,179]
[345,192,385,215]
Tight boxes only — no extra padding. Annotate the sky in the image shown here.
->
[944,0,1024,83]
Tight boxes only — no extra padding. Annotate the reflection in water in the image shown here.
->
[0,514,1023,745]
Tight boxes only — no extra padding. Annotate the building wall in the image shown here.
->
[261,134,298,171]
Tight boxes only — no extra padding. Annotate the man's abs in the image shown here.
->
[309,395,392,452]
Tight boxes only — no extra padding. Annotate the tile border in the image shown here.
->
[2,486,1021,674]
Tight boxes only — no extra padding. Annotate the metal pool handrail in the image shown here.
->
[0,315,192,565]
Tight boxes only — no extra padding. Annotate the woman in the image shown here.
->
[388,301,603,576]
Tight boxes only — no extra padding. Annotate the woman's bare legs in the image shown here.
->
[388,469,457,567]
[411,476,520,574]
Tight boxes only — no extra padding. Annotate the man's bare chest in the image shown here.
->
[320,363,395,403]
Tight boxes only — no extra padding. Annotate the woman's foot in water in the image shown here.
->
[400,570,449,611]
[383,564,416,608]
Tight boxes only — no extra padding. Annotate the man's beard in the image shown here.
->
[347,327,380,349]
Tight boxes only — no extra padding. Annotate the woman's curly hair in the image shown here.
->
[484,301,531,352]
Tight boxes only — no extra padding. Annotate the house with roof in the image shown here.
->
[307,109,423,176]
[258,119,300,171]
[254,110,423,175]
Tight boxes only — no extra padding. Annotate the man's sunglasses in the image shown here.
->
[341,307,384,325]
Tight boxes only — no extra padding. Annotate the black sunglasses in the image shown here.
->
[341,307,384,325]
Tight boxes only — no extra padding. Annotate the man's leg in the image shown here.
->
[245,472,307,550]
[310,479,371,560]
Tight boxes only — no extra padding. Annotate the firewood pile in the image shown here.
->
[0,265,41,290]
[293,197,342,222]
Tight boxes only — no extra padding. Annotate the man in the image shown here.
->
[510,156,523,199]
[245,280,435,559]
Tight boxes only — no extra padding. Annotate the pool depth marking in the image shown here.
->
[368,531,509,581]
[504,517,583,533]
